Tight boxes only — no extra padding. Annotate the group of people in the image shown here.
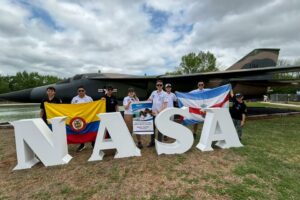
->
[40,80,247,152]
[40,85,118,152]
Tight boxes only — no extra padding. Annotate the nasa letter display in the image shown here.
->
[131,101,154,135]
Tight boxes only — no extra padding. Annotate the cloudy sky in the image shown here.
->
[0,0,299,77]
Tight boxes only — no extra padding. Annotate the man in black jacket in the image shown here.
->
[229,91,247,141]
[40,86,62,124]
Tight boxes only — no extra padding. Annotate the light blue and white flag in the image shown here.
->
[176,84,232,125]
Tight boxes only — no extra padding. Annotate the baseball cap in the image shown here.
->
[235,93,243,98]
[165,83,172,88]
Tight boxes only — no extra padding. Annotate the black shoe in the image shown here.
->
[76,144,86,152]
[137,142,143,149]
[147,142,155,147]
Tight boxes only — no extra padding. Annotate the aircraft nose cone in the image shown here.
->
[0,89,32,102]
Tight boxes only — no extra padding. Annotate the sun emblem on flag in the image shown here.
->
[200,104,208,109]
[70,117,87,132]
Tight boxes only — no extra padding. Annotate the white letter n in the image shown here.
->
[11,117,72,170]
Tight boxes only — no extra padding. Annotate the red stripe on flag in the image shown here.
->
[67,132,97,144]
[188,94,229,115]
[189,107,205,115]
[211,94,230,108]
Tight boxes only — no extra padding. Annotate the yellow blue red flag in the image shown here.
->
[45,100,106,144]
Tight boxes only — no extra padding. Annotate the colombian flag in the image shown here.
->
[45,100,106,144]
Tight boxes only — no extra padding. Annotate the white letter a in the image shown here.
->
[197,108,243,151]
[89,112,141,161]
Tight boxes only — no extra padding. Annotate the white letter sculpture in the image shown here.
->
[196,108,243,151]
[89,112,141,161]
[155,108,194,155]
[11,117,72,170]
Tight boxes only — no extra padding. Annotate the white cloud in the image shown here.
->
[0,0,299,77]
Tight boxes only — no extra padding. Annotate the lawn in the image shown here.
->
[0,115,299,199]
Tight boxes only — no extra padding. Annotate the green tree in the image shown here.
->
[166,51,218,75]
[0,75,10,94]
[9,71,43,91]
[0,71,61,94]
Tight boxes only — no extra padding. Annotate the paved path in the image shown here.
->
[0,103,39,107]
[261,102,300,108]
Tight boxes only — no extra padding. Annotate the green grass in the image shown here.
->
[219,116,300,200]
[287,101,300,105]
[1,115,300,199]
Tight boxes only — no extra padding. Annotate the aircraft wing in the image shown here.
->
[158,65,300,80]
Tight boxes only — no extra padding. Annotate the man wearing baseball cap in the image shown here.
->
[164,83,178,141]
[165,83,177,108]
[229,91,247,141]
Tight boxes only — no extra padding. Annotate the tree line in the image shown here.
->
[0,71,61,94]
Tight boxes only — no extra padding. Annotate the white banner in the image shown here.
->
[131,101,154,135]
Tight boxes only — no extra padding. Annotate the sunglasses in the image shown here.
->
[156,84,163,86]
[198,84,204,86]
[78,90,85,92]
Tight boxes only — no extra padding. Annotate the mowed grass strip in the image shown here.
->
[0,115,299,200]
[227,115,300,200]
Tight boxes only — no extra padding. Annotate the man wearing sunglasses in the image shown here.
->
[71,86,93,152]
[190,81,210,93]
[147,80,168,147]
[71,86,93,104]
[190,81,210,139]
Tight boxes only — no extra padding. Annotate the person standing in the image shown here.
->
[165,83,177,108]
[123,88,143,148]
[230,91,247,141]
[147,80,168,147]
[71,86,93,152]
[103,86,119,113]
[40,86,62,124]
[164,83,177,140]
[190,81,210,138]
[101,86,119,139]
[190,81,210,93]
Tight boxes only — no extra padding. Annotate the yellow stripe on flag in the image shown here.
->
[45,100,106,125]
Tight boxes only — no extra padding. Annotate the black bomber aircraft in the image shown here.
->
[1,48,300,103]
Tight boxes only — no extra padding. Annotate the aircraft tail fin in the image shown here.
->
[226,48,280,71]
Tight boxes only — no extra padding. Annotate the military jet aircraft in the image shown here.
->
[1,48,300,103]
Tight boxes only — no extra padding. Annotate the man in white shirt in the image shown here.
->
[147,80,168,147]
[190,81,210,138]
[71,86,93,152]
[190,81,210,93]
[165,83,177,108]
[71,87,93,104]
[164,83,177,141]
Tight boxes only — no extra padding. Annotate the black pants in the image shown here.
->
[150,116,163,143]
